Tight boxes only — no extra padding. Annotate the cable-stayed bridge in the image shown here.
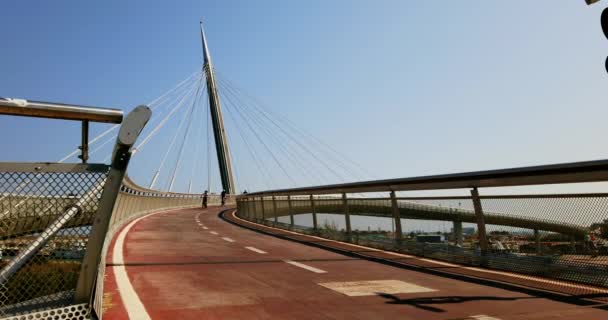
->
[1,23,608,320]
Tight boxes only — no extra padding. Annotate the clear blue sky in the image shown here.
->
[1,1,607,193]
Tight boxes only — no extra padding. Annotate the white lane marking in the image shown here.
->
[222,237,235,242]
[245,246,267,254]
[202,226,209,230]
[210,231,218,235]
[113,214,155,320]
[231,211,608,293]
[285,260,327,274]
[470,315,502,320]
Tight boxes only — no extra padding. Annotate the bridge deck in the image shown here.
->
[102,207,608,320]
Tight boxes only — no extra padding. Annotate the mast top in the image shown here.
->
[200,21,213,67]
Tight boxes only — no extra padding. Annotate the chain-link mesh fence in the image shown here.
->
[0,163,109,318]
[236,192,608,294]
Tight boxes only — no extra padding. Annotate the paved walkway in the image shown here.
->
[102,207,608,319]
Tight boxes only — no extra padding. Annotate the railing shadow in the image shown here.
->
[376,293,531,313]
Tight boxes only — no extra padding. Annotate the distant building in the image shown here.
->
[416,234,445,243]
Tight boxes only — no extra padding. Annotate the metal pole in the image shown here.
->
[390,191,403,244]
[0,97,123,123]
[260,196,266,222]
[79,120,89,163]
[310,194,318,232]
[75,105,151,302]
[287,195,294,229]
[200,22,236,194]
[343,193,352,242]
[253,197,258,221]
[471,187,489,257]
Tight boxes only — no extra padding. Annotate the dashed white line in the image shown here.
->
[222,237,235,242]
[284,260,327,274]
[202,226,209,230]
[210,231,218,235]
[245,246,267,254]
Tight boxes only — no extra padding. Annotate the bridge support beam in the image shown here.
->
[471,188,489,257]
[390,191,403,244]
[453,220,463,246]
[342,193,352,241]
[288,195,294,229]
[310,195,318,232]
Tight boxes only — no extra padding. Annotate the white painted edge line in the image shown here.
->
[230,211,608,293]
[285,260,327,274]
[210,231,219,235]
[222,237,235,242]
[245,246,267,254]
[112,213,160,320]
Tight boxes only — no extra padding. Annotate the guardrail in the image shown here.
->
[0,101,149,320]
[236,160,608,293]
[0,98,123,123]
[0,98,235,320]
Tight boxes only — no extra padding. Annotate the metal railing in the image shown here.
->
[236,160,608,293]
[0,100,150,320]
[0,98,235,319]
[0,98,123,123]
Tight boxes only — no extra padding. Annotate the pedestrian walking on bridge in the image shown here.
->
[202,190,208,208]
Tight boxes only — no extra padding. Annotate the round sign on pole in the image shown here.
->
[602,8,608,39]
